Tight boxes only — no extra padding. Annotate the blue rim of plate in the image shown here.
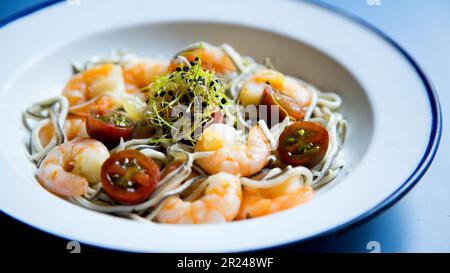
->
[0,0,442,252]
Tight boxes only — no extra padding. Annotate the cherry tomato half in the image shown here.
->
[101,149,160,204]
[160,160,183,180]
[86,110,134,148]
[132,120,157,139]
[277,121,329,168]
[160,160,200,180]
[261,86,304,123]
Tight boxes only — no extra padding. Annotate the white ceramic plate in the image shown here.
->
[0,0,441,252]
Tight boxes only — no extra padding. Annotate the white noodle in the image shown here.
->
[258,120,277,151]
[317,92,342,109]
[241,166,313,189]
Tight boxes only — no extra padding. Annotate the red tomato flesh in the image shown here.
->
[261,86,304,124]
[277,121,329,168]
[86,110,134,148]
[101,149,160,204]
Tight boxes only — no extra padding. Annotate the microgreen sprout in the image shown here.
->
[144,50,230,143]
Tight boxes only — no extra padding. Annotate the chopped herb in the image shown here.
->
[286,137,296,143]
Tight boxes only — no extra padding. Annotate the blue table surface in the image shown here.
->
[1,0,449,253]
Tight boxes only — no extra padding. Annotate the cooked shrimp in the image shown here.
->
[236,175,313,220]
[170,44,236,75]
[122,57,169,95]
[239,69,312,107]
[281,76,312,107]
[37,138,110,196]
[63,63,125,115]
[156,172,242,224]
[39,116,88,147]
[195,123,271,176]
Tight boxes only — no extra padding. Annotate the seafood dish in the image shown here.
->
[23,42,347,224]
